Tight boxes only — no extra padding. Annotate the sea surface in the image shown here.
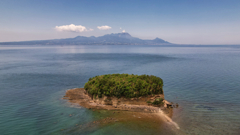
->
[0,45,240,135]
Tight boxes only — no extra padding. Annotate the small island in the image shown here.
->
[64,74,173,113]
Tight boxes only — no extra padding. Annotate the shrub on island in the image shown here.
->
[152,98,164,105]
[84,74,163,98]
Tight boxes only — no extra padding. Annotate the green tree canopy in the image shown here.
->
[84,74,163,98]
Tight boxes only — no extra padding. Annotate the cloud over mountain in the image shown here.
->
[97,25,112,30]
[55,24,93,32]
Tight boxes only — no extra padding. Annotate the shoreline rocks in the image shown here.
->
[64,88,173,114]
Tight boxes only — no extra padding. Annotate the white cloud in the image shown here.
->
[89,28,94,31]
[120,27,122,29]
[122,30,126,33]
[55,24,93,32]
[97,25,112,30]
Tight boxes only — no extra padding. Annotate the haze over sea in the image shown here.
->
[0,45,240,135]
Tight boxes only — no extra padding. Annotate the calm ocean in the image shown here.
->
[0,45,240,135]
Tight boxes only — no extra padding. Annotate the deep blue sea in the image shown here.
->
[0,45,240,135]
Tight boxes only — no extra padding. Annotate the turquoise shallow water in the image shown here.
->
[0,45,240,135]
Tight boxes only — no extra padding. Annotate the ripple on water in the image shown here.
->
[0,45,240,134]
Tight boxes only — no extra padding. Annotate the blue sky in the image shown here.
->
[0,0,240,44]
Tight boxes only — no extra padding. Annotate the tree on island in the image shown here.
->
[84,74,164,100]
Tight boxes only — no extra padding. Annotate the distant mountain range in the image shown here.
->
[0,32,172,45]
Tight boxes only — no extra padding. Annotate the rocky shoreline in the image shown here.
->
[63,88,173,115]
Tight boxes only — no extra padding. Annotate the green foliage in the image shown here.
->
[146,101,152,104]
[152,98,164,105]
[84,74,163,98]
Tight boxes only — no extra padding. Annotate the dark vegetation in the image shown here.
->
[146,98,164,105]
[152,98,164,105]
[84,74,163,98]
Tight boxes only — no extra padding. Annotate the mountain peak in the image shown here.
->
[117,32,132,38]
[154,37,161,40]
[153,37,169,43]
[111,32,131,35]
[106,32,132,39]
[120,32,131,35]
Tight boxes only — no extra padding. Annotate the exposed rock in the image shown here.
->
[64,88,171,113]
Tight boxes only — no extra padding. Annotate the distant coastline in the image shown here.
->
[0,32,172,45]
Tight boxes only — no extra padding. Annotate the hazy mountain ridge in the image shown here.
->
[0,33,172,45]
